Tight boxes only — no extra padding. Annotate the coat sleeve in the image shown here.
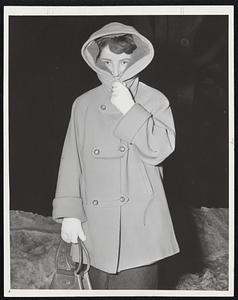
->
[52,100,87,223]
[113,92,175,166]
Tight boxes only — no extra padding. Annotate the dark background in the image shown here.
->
[9,15,228,215]
[9,15,228,287]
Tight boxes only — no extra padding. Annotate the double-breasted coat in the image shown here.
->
[52,22,180,274]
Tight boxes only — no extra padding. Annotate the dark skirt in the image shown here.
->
[88,261,162,289]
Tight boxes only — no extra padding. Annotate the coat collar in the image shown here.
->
[98,74,140,98]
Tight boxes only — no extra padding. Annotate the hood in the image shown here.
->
[81,22,154,88]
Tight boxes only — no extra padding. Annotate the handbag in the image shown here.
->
[50,237,92,289]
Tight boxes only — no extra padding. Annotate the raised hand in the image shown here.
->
[111,81,135,115]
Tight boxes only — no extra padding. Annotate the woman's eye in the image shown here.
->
[104,61,110,65]
[122,61,129,65]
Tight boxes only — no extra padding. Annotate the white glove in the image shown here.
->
[61,218,86,243]
[111,81,135,115]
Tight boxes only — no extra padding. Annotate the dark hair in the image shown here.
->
[95,34,137,59]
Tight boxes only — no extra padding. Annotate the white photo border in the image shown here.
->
[4,5,234,297]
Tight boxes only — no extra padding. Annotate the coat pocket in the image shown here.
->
[138,161,153,195]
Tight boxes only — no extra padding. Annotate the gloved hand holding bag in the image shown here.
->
[61,218,86,243]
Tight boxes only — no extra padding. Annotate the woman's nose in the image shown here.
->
[112,64,119,77]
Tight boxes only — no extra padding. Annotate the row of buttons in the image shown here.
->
[92,196,128,206]
[93,145,126,156]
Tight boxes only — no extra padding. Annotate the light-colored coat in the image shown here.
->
[52,22,180,273]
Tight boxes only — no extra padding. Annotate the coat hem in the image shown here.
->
[89,247,180,274]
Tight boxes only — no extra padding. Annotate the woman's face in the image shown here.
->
[99,45,132,80]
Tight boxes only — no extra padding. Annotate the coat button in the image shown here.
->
[92,200,99,206]
[100,104,106,110]
[119,146,126,152]
[93,149,100,155]
[120,196,126,203]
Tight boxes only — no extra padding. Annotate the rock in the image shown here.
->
[10,210,61,233]
[9,208,228,290]
[192,208,228,261]
[10,229,61,288]
[10,211,66,289]
[176,208,228,290]
[176,255,228,290]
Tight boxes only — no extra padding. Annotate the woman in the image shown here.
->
[52,22,180,289]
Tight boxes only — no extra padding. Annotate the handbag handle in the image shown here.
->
[74,238,91,275]
[55,237,91,275]
[65,238,83,270]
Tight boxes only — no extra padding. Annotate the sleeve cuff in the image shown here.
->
[52,197,87,223]
[113,103,151,143]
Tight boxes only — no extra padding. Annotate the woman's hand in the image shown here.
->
[111,81,135,115]
[61,218,86,243]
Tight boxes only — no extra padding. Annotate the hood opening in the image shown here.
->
[87,35,150,75]
[81,22,154,83]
